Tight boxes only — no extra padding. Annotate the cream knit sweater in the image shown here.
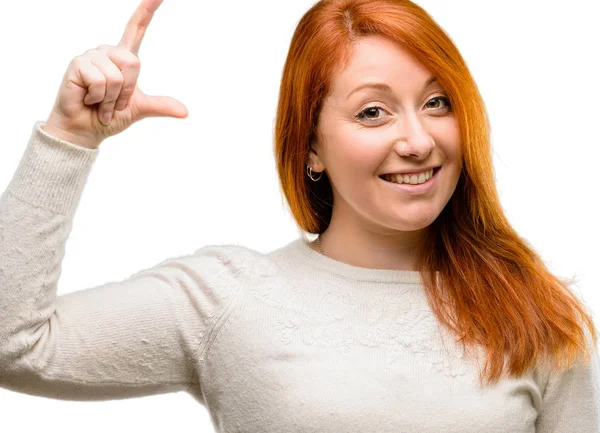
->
[1,121,599,433]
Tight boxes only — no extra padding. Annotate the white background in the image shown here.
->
[0,0,598,431]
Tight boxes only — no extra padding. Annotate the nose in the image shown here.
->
[393,112,435,158]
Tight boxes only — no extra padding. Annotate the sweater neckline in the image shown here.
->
[290,237,427,284]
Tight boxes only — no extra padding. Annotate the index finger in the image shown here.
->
[118,0,164,56]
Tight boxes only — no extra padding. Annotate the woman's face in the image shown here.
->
[308,35,463,234]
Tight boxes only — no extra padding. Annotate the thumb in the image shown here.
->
[135,91,189,120]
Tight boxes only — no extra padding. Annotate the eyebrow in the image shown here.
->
[346,75,438,100]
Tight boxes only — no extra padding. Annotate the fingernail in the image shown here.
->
[101,112,112,125]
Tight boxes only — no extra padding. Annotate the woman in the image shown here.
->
[0,0,598,432]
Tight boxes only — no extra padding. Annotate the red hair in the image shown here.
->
[274,0,598,386]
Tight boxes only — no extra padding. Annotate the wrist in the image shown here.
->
[41,121,100,150]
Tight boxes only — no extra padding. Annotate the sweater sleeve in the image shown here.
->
[0,121,245,402]
[535,334,600,432]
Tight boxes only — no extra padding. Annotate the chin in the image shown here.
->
[387,210,440,231]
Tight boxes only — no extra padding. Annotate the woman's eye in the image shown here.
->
[355,106,386,122]
[426,96,452,112]
[355,96,452,124]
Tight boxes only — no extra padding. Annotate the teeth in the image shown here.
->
[384,168,434,185]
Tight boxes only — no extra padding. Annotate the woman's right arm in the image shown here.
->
[0,0,242,402]
[0,120,244,402]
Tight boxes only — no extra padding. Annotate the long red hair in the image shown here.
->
[273,0,597,386]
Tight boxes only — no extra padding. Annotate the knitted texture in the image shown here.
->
[1,121,599,432]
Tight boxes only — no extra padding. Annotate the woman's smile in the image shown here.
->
[379,166,441,195]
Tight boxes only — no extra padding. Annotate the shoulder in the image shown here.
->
[191,242,280,279]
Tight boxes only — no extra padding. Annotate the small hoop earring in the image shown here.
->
[306,165,323,181]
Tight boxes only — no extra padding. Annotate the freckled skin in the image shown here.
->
[306,35,462,270]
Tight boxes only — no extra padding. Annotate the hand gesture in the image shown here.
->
[43,0,188,149]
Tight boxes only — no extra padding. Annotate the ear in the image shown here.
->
[306,143,325,172]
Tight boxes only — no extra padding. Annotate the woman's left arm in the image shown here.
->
[535,345,600,433]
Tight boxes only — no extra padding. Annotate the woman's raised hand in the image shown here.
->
[43,0,188,149]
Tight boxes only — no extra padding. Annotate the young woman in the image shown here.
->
[1,0,598,432]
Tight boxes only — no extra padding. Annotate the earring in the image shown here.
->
[306,165,323,181]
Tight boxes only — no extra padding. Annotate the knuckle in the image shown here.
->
[128,54,141,68]
[71,55,84,68]
[126,49,140,63]
[116,47,140,68]
[92,76,107,87]
[89,50,104,60]
[107,74,125,87]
